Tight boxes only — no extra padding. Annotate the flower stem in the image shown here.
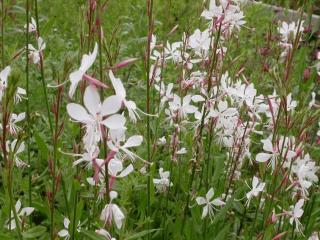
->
[8,170,23,240]
[34,1,56,238]
[1,0,4,68]
[2,103,22,240]
[180,20,222,236]
[25,0,32,209]
[145,1,153,239]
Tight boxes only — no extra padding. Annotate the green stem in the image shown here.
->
[146,1,153,239]
[237,202,248,236]
[180,21,222,236]
[34,1,56,238]
[71,191,78,240]
[1,0,4,68]
[8,172,23,240]
[25,0,32,208]
[303,192,315,235]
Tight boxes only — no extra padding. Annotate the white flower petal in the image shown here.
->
[108,158,123,176]
[118,164,134,178]
[101,95,122,116]
[0,66,11,82]
[15,200,21,212]
[211,199,225,206]
[67,103,91,122]
[256,153,272,163]
[69,70,83,98]
[20,207,34,216]
[112,204,125,229]
[63,217,70,229]
[196,197,206,205]
[202,205,209,219]
[84,85,100,116]
[206,188,214,200]
[102,114,126,129]
[58,229,69,237]
[109,71,126,99]
[123,135,143,148]
[80,42,98,72]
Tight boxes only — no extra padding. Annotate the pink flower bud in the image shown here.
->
[110,58,139,71]
[271,210,277,223]
[83,74,108,89]
[303,68,310,81]
[271,232,287,240]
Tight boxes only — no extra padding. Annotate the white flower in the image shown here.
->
[150,34,157,52]
[168,94,198,120]
[308,232,319,240]
[95,228,116,240]
[256,138,278,169]
[201,0,245,33]
[67,86,125,147]
[109,71,140,122]
[24,17,37,33]
[149,64,161,82]
[309,92,316,108]
[6,200,34,230]
[292,154,319,197]
[201,0,223,20]
[188,29,211,55]
[278,21,304,58]
[108,158,134,178]
[157,136,167,146]
[28,37,46,64]
[164,41,182,63]
[288,199,304,232]
[68,43,98,98]
[176,147,187,155]
[278,21,304,44]
[191,95,205,103]
[286,93,297,112]
[256,137,296,170]
[196,188,224,220]
[155,82,174,107]
[107,129,143,161]
[58,217,81,239]
[7,140,28,168]
[153,168,173,193]
[58,218,71,239]
[228,83,257,108]
[209,100,238,129]
[0,66,10,100]
[246,176,265,206]
[100,191,125,229]
[14,87,27,104]
[8,112,26,135]
[71,147,99,167]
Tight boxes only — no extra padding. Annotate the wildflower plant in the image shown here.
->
[0,0,319,239]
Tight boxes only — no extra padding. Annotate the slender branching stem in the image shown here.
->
[145,1,153,239]
[25,0,32,208]
[181,20,222,236]
[1,0,4,68]
[34,1,56,238]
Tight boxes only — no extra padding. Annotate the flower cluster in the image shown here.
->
[65,42,144,236]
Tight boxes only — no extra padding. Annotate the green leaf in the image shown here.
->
[34,133,49,161]
[0,233,15,240]
[215,224,231,240]
[81,230,106,240]
[22,226,47,239]
[125,229,159,240]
